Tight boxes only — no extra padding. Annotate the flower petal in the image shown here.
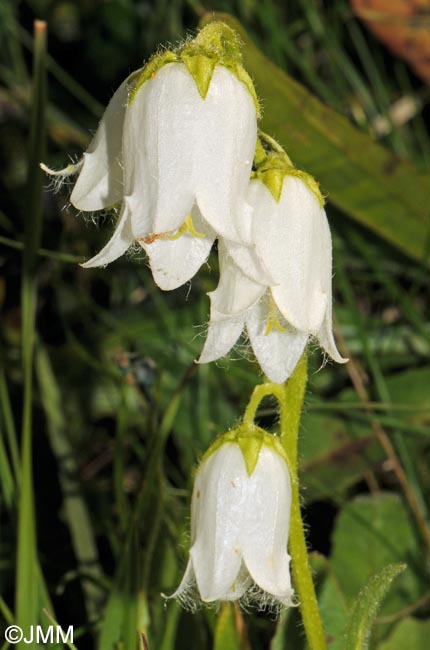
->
[246,294,308,383]
[220,563,252,602]
[125,63,199,238]
[190,444,246,601]
[195,66,257,242]
[141,207,215,290]
[197,311,245,364]
[241,445,294,605]
[317,295,348,363]
[167,558,195,603]
[254,176,329,333]
[223,238,275,286]
[71,75,131,211]
[209,243,266,317]
[81,199,133,268]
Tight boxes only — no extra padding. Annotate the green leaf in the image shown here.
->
[379,617,430,650]
[98,528,147,650]
[313,555,348,650]
[330,494,424,643]
[200,13,430,264]
[344,563,405,650]
[383,367,430,428]
[213,604,240,650]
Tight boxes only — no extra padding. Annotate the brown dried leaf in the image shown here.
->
[350,0,430,82]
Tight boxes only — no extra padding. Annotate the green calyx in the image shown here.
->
[180,23,260,112]
[252,131,324,206]
[199,423,289,477]
[128,22,260,115]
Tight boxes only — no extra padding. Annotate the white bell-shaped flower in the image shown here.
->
[172,438,294,609]
[42,23,259,282]
[248,173,347,361]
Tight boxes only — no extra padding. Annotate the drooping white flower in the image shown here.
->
[247,172,347,362]
[42,23,259,284]
[171,434,294,610]
[196,138,348,381]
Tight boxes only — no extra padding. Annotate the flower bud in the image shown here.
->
[171,430,294,611]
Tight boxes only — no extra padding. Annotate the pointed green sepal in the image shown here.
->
[237,433,264,475]
[199,423,290,477]
[180,22,260,114]
[253,131,325,206]
[252,150,291,202]
[181,52,217,99]
[253,166,286,202]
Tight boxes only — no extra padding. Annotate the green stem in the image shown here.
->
[16,20,47,645]
[280,356,328,650]
[0,233,85,264]
[244,356,328,650]
[13,21,104,118]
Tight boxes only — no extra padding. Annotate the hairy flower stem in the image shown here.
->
[243,355,328,650]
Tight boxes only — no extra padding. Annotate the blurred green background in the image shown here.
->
[1,1,429,649]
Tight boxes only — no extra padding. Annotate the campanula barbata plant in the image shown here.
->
[42,23,347,630]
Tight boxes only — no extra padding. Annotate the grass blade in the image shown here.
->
[15,19,46,647]
[36,345,106,620]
